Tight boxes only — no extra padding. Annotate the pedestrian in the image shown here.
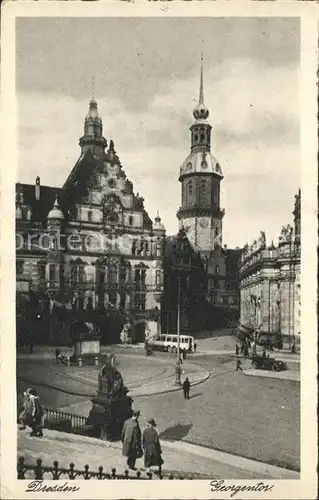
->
[182,377,190,399]
[262,349,266,359]
[236,359,243,372]
[27,389,44,437]
[194,341,197,353]
[269,341,274,352]
[18,388,33,429]
[55,348,61,364]
[182,348,187,360]
[142,418,164,476]
[291,344,296,354]
[29,342,33,354]
[121,410,143,471]
[235,344,239,356]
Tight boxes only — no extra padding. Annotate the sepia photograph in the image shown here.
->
[0,2,318,499]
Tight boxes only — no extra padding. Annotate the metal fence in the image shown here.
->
[18,458,194,480]
[43,408,93,435]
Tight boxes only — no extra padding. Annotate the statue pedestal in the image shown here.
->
[73,335,101,366]
[87,394,133,441]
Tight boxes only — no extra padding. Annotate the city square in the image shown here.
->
[13,15,304,484]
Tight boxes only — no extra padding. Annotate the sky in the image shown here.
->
[16,17,300,248]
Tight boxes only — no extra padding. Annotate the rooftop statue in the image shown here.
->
[279,224,293,244]
[258,231,266,249]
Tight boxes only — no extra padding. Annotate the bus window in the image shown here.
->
[155,336,161,341]
[166,336,172,342]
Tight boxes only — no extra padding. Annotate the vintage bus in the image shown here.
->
[147,334,195,353]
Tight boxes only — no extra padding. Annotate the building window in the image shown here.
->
[132,240,137,256]
[88,210,93,222]
[38,262,46,280]
[49,264,56,283]
[200,179,206,195]
[135,293,146,311]
[16,261,24,275]
[21,207,28,220]
[215,265,220,274]
[156,243,162,257]
[187,181,193,201]
[71,264,83,284]
[155,270,162,286]
[108,263,118,284]
[108,290,117,306]
[129,216,133,226]
[135,269,146,289]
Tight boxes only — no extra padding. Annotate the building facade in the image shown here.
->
[162,228,206,334]
[239,190,301,346]
[171,58,240,329]
[16,97,165,345]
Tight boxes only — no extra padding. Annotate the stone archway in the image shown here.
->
[131,318,158,344]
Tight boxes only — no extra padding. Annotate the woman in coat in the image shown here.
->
[142,418,164,475]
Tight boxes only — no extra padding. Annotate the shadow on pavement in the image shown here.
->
[189,393,203,400]
[159,423,193,441]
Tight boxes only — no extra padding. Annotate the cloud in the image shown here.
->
[17,52,299,250]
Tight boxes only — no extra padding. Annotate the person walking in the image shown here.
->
[235,344,239,356]
[55,348,61,364]
[121,410,143,471]
[194,341,197,353]
[18,388,33,430]
[182,377,190,399]
[236,359,243,372]
[182,348,187,360]
[262,348,266,359]
[142,418,164,476]
[26,389,44,437]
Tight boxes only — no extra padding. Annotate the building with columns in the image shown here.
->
[16,97,165,345]
[239,190,301,347]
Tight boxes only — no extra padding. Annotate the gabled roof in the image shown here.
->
[17,183,67,222]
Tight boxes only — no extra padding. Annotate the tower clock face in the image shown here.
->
[198,218,208,228]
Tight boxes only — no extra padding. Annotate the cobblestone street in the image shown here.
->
[17,348,300,471]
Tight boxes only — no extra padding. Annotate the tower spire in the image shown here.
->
[199,53,204,105]
[193,54,209,121]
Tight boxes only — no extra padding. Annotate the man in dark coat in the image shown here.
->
[121,410,143,470]
[182,377,190,399]
[142,418,164,475]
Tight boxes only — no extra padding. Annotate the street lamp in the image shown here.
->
[175,275,182,386]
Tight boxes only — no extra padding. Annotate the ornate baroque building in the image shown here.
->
[16,97,165,344]
[239,190,301,345]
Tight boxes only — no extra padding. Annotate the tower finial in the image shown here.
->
[199,53,204,105]
[92,77,95,99]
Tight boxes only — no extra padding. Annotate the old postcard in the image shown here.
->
[0,1,318,499]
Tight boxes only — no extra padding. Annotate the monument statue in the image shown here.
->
[97,354,128,399]
[87,354,133,440]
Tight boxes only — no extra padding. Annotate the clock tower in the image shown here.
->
[177,57,224,257]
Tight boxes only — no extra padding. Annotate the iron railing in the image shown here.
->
[17,458,153,480]
[43,408,93,435]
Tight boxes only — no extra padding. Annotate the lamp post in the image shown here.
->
[175,275,182,386]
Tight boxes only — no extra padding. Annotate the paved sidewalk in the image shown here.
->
[17,428,299,480]
[243,368,300,382]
